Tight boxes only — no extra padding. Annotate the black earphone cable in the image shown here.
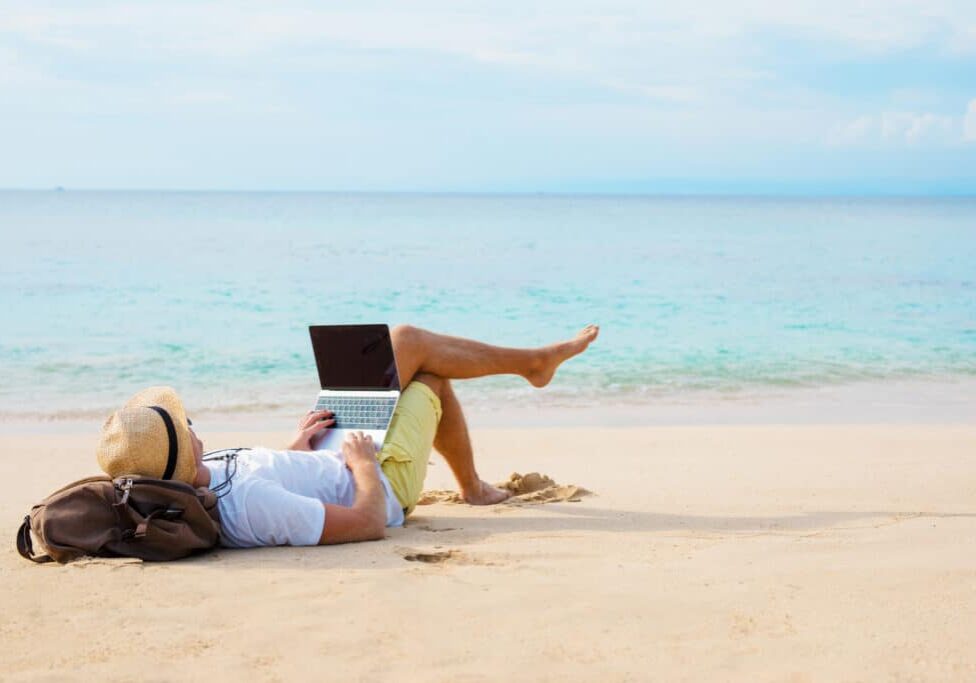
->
[202,448,247,499]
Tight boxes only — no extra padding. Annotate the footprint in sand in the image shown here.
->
[398,548,501,567]
[416,525,458,533]
[416,472,591,506]
[401,549,459,563]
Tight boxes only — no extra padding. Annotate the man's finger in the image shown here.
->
[307,417,335,430]
[302,410,325,426]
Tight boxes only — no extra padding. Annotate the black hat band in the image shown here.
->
[148,405,179,480]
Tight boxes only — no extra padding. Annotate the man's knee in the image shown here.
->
[390,324,423,351]
[411,371,444,396]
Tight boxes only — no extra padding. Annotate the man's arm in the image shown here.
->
[318,432,387,544]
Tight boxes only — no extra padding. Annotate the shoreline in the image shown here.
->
[3,376,973,434]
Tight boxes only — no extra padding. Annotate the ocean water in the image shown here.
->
[1,191,974,422]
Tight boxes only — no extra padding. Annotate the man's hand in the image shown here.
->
[286,410,335,451]
[342,431,378,471]
[319,431,386,545]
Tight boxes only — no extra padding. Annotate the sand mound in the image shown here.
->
[499,471,590,503]
[416,472,590,506]
[416,490,463,505]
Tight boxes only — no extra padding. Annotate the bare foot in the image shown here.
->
[525,324,599,388]
[462,480,512,505]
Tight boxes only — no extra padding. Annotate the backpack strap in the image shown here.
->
[132,506,184,538]
[16,516,52,564]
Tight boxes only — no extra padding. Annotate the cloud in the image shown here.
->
[1,3,973,120]
[881,111,956,143]
[829,106,968,146]
[965,99,976,142]
[1,2,975,190]
[169,91,233,106]
[3,2,975,74]
[827,116,875,146]
[0,45,51,86]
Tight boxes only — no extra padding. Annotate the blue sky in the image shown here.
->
[1,1,975,193]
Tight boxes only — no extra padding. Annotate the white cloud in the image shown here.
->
[0,45,51,86]
[2,0,975,187]
[829,109,963,146]
[603,81,702,103]
[169,91,233,106]
[2,2,975,75]
[827,116,875,146]
[964,99,976,142]
[947,22,976,55]
[881,111,956,144]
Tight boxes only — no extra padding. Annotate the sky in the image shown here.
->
[1,1,975,193]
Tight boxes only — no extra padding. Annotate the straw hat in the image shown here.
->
[96,386,197,484]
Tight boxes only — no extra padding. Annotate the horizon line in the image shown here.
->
[2,187,976,199]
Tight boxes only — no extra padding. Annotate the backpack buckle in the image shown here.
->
[116,478,133,507]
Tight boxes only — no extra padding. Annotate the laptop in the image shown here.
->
[308,324,400,452]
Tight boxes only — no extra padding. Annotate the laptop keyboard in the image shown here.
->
[313,396,398,430]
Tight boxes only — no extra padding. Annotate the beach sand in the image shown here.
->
[2,425,975,682]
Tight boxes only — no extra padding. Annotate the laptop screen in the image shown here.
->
[309,324,400,391]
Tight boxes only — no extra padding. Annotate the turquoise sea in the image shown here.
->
[1,191,974,421]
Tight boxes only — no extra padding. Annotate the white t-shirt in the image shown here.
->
[205,448,405,548]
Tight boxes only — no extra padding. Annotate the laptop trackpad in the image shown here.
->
[311,428,386,454]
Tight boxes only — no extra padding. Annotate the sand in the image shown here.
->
[2,425,975,682]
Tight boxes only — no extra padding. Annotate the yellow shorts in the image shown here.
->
[378,381,442,515]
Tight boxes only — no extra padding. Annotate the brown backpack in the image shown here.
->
[17,475,221,563]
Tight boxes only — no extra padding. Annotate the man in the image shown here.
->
[96,323,599,547]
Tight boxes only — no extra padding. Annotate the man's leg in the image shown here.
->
[391,324,599,389]
[412,372,508,505]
